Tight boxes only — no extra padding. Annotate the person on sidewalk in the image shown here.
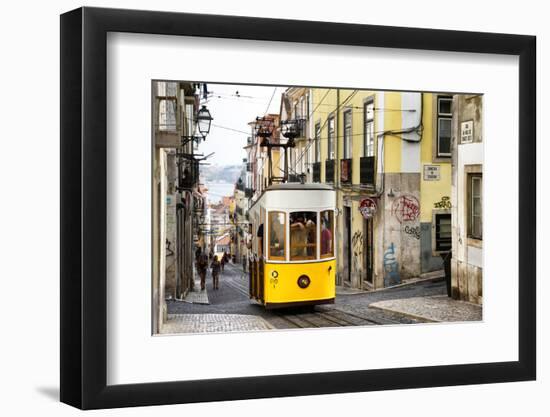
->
[210,255,221,290]
[221,251,227,273]
[197,252,209,291]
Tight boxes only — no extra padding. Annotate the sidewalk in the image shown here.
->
[370,295,482,323]
[182,274,210,305]
[160,314,274,334]
[336,270,445,296]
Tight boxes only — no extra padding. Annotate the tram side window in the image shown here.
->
[290,211,317,260]
[320,210,334,258]
[268,211,286,260]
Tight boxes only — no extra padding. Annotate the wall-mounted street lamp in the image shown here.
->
[196,105,213,137]
[181,105,213,147]
[177,104,213,192]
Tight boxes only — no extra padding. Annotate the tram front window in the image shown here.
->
[268,211,285,260]
[290,211,317,260]
[320,210,334,258]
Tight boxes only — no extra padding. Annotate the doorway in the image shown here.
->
[364,217,374,285]
[343,206,351,283]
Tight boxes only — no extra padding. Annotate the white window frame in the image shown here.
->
[469,174,483,240]
[436,96,452,158]
[328,116,335,160]
[343,109,352,159]
[364,99,375,157]
[315,122,321,163]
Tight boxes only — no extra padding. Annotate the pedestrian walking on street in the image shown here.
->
[197,252,209,291]
[221,251,228,273]
[211,255,221,290]
[195,247,202,262]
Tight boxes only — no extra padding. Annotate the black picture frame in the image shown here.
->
[60,6,536,410]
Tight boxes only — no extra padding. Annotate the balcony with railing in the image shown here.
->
[360,156,376,186]
[312,162,321,183]
[340,159,352,184]
[179,160,199,190]
[325,160,335,183]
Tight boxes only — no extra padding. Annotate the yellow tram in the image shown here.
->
[248,183,336,308]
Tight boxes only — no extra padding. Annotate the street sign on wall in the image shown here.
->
[461,120,474,143]
[423,164,441,181]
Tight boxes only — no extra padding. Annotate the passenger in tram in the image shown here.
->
[321,215,332,256]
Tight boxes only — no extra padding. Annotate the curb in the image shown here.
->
[368,303,439,323]
[339,275,445,296]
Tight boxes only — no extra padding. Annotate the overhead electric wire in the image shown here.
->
[264,87,278,115]
[289,90,359,176]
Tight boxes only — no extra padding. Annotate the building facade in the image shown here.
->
[450,94,483,304]
[152,81,204,332]
[242,88,471,293]
[306,89,453,290]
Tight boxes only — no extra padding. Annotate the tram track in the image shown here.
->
[272,306,403,329]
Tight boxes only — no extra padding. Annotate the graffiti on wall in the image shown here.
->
[392,195,420,223]
[434,196,452,209]
[352,230,363,273]
[404,225,421,240]
[383,242,401,286]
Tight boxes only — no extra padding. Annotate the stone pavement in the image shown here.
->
[370,295,482,323]
[160,313,274,334]
[182,279,209,305]
[335,286,367,295]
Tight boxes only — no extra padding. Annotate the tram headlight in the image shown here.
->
[271,271,278,278]
[297,275,311,289]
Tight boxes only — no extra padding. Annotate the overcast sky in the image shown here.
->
[195,83,282,167]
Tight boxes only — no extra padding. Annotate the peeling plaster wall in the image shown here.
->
[375,173,422,287]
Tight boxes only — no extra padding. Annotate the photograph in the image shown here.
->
[152,81,483,335]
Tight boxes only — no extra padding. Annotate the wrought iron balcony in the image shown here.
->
[179,160,199,190]
[360,156,375,186]
[340,158,352,184]
[312,162,321,183]
[325,159,335,183]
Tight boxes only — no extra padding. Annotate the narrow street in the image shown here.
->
[166,261,448,333]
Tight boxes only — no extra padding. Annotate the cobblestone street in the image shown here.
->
[162,261,476,334]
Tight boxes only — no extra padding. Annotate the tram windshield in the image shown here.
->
[290,211,317,260]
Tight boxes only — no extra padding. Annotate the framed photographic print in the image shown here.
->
[60,6,536,410]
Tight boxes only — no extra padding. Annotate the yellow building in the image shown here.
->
[280,87,311,182]
[306,89,452,290]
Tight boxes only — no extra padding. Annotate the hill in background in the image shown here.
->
[201,164,241,184]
